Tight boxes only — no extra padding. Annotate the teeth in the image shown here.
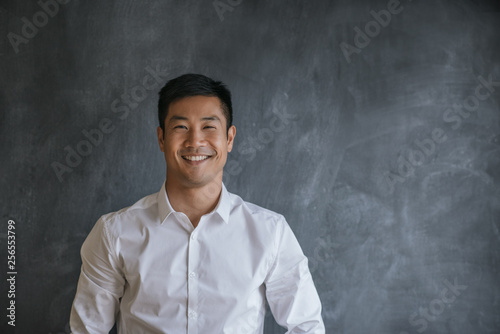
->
[184,156,209,161]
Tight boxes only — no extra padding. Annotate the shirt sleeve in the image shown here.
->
[70,217,126,334]
[264,216,326,334]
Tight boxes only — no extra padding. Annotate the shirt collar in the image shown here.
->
[157,181,174,224]
[157,181,231,225]
[214,183,231,224]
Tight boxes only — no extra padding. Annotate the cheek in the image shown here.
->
[164,135,183,149]
[207,133,225,145]
[216,139,230,153]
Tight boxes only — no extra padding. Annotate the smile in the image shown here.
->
[182,155,211,161]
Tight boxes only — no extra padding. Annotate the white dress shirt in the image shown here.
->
[70,182,325,334]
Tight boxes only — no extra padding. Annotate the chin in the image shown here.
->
[182,177,210,187]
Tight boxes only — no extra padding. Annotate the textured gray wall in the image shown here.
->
[1,0,500,333]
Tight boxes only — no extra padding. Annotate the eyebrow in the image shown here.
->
[168,116,188,123]
[201,116,221,122]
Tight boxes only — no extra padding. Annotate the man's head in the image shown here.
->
[158,73,233,135]
[156,74,236,189]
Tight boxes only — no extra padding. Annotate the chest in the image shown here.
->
[116,219,275,297]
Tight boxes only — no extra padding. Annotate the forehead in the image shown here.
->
[167,96,224,119]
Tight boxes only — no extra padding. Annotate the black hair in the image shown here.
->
[157,73,233,133]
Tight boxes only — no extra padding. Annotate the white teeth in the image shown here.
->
[184,156,209,161]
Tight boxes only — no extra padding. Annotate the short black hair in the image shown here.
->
[158,73,233,133]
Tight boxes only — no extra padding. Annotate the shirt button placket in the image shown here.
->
[187,229,199,334]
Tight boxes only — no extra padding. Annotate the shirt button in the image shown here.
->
[189,272,196,279]
[188,310,197,319]
[191,233,197,240]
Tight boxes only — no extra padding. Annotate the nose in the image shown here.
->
[185,128,205,148]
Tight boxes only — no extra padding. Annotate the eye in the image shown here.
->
[204,126,216,129]
[174,125,187,129]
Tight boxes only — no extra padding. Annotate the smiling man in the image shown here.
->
[70,74,325,334]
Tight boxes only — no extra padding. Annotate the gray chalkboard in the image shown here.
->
[1,0,499,333]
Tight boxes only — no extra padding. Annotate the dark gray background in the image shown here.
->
[1,0,500,333]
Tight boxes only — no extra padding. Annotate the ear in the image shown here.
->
[157,126,165,152]
[226,125,236,152]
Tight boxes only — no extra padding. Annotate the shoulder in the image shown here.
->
[97,191,159,235]
[228,191,287,229]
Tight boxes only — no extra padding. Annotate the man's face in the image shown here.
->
[157,95,236,188]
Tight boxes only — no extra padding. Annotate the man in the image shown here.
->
[70,74,325,333]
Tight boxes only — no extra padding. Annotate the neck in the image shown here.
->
[165,178,222,228]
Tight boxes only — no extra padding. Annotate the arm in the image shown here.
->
[265,217,325,334]
[70,217,125,334]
